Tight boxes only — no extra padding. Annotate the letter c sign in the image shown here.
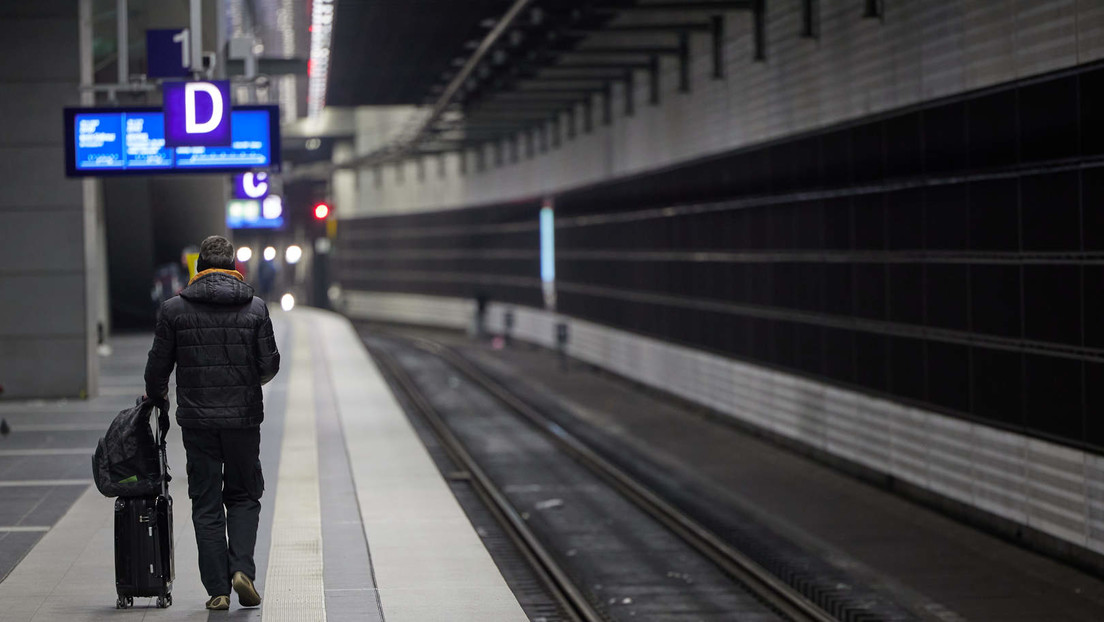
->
[163,80,231,147]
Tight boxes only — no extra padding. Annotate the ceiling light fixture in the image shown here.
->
[307,0,336,118]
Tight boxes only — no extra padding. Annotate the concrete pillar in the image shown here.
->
[0,1,93,398]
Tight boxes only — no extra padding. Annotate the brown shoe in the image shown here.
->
[232,571,262,607]
[205,595,230,610]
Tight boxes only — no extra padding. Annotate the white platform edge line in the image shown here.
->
[315,307,528,622]
[262,315,326,622]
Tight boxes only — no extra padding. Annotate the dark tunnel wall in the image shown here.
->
[337,61,1104,454]
[337,199,545,309]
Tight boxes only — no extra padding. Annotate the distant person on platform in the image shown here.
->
[257,254,277,301]
[144,235,280,611]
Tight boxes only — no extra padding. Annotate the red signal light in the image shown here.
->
[313,203,330,220]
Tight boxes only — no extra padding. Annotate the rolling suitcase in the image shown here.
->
[114,406,174,609]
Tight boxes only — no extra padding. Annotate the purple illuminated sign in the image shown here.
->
[163,80,231,147]
[234,172,270,200]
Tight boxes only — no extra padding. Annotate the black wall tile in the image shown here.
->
[969,178,1020,251]
[888,264,924,325]
[927,341,970,413]
[820,129,852,186]
[1085,362,1104,446]
[1024,355,1083,441]
[822,263,854,316]
[1084,266,1104,348]
[1023,265,1081,346]
[795,324,825,375]
[1081,67,1104,156]
[853,193,887,250]
[970,264,1022,339]
[855,332,890,393]
[924,101,968,174]
[794,200,825,249]
[924,184,969,250]
[968,90,1018,170]
[822,328,856,384]
[926,264,969,331]
[823,197,853,250]
[1021,171,1080,252]
[852,122,886,184]
[890,337,926,402]
[885,113,924,178]
[1019,75,1079,163]
[971,347,1024,426]
[1081,168,1104,250]
[886,188,924,250]
[853,264,887,320]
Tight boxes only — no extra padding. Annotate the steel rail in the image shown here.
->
[407,335,838,622]
[368,341,606,622]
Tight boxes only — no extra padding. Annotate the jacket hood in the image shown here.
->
[179,270,254,305]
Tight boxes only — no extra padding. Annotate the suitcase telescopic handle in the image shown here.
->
[154,406,169,498]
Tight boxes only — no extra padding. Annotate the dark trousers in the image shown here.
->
[181,427,264,597]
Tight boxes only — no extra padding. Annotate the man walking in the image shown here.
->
[145,235,280,611]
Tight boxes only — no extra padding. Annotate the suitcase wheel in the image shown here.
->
[116,596,133,609]
[156,593,172,608]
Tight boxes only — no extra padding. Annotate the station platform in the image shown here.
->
[0,309,527,621]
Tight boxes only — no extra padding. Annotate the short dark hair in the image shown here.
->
[197,235,235,272]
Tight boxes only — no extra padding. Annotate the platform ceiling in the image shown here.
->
[329,0,514,106]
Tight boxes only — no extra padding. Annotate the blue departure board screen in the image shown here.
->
[64,106,280,176]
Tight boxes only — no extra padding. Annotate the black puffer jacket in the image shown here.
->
[144,270,280,428]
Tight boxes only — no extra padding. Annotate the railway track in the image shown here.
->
[369,332,837,622]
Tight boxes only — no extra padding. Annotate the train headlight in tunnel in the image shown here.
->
[280,293,295,311]
[263,246,277,261]
[236,246,253,262]
[262,195,283,220]
[285,245,303,264]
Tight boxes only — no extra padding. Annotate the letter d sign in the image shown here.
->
[163,80,231,147]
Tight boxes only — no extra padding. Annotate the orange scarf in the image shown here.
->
[188,268,245,286]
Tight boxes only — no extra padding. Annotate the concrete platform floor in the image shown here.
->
[0,309,525,622]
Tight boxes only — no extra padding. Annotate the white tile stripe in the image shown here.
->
[262,317,326,622]
[342,290,1104,558]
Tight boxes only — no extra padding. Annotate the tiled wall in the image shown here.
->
[345,0,1104,216]
[338,59,1104,454]
[334,0,1104,567]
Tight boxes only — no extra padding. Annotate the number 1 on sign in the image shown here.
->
[172,29,190,70]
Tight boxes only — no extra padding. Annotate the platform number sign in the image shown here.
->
[146,29,191,78]
[162,80,232,147]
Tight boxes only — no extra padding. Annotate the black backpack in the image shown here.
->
[92,397,170,497]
